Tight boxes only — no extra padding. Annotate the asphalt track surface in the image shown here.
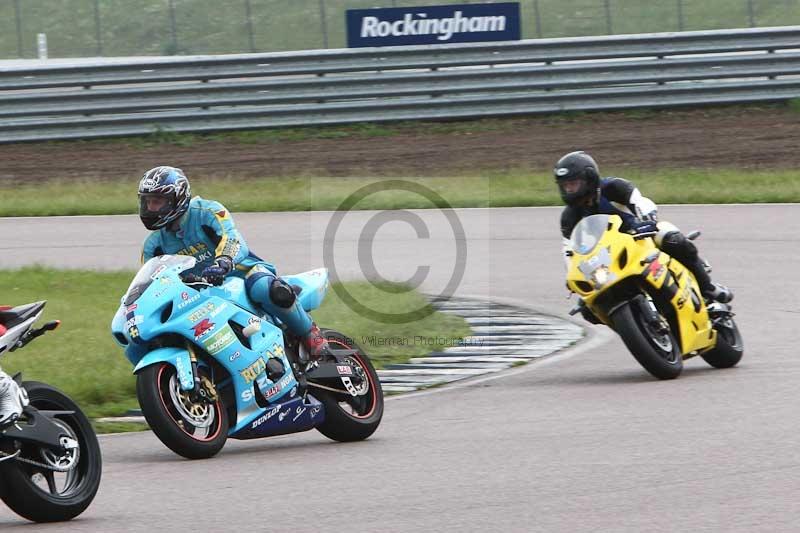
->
[0,205,796,532]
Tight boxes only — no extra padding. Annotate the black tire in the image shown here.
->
[701,317,744,369]
[0,381,102,523]
[312,329,383,442]
[611,301,683,380]
[136,363,228,460]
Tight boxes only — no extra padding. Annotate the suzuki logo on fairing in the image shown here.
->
[278,408,291,422]
[192,318,215,339]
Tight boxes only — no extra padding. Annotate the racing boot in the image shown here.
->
[0,371,27,427]
[302,323,333,361]
[703,282,734,304]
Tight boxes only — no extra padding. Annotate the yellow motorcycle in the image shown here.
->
[565,214,743,379]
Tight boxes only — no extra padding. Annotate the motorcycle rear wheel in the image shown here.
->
[0,381,102,523]
[312,329,383,442]
[612,301,683,380]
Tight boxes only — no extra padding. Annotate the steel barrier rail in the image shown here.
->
[1,26,800,143]
[3,52,800,119]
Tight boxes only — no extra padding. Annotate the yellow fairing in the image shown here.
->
[566,215,716,355]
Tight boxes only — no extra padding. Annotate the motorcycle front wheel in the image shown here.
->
[0,381,102,523]
[137,363,228,460]
[612,301,683,380]
[701,317,744,369]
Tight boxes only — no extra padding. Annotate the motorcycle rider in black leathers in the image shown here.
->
[555,151,732,322]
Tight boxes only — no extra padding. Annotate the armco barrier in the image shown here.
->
[1,26,799,143]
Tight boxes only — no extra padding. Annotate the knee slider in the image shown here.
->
[269,278,296,308]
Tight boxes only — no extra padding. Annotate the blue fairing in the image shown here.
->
[110,255,331,438]
[283,268,329,312]
[133,347,194,390]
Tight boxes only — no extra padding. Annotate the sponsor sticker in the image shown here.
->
[188,302,215,323]
[178,293,200,309]
[203,327,236,354]
[125,315,144,328]
[261,374,293,400]
[175,355,193,389]
[240,357,267,383]
[251,404,282,429]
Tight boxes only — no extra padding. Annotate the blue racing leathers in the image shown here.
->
[141,196,312,335]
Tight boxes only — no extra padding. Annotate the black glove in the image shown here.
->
[628,219,658,237]
[201,256,234,286]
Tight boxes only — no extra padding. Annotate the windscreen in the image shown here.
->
[569,214,611,255]
[123,255,196,306]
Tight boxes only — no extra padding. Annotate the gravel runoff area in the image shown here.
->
[1,105,798,183]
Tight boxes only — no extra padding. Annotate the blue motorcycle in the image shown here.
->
[111,255,383,460]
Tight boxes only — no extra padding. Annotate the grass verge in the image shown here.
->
[0,268,470,422]
[2,169,800,217]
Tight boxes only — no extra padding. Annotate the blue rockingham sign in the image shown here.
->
[346,2,521,48]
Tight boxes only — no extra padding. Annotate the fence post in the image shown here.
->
[318,0,329,48]
[244,0,256,52]
[13,0,23,57]
[93,0,103,55]
[603,0,613,34]
[532,0,542,38]
[167,0,179,54]
[676,0,684,31]
[747,0,756,27]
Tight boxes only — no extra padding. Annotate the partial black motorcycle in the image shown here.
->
[0,301,102,523]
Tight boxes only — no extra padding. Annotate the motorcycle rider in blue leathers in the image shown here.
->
[138,166,332,358]
[555,151,733,323]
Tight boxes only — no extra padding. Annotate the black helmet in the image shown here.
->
[138,166,191,230]
[553,151,600,206]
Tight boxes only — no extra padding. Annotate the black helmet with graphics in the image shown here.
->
[553,151,600,206]
[138,166,191,230]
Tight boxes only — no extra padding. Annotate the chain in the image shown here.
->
[307,381,349,394]
[0,449,73,472]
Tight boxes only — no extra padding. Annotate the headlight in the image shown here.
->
[591,266,610,288]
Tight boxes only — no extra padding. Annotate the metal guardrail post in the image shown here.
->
[167,0,179,54]
[93,0,103,56]
[318,0,329,49]
[604,0,613,35]
[747,0,756,27]
[532,0,543,38]
[676,0,684,32]
[13,0,23,58]
[244,0,256,53]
